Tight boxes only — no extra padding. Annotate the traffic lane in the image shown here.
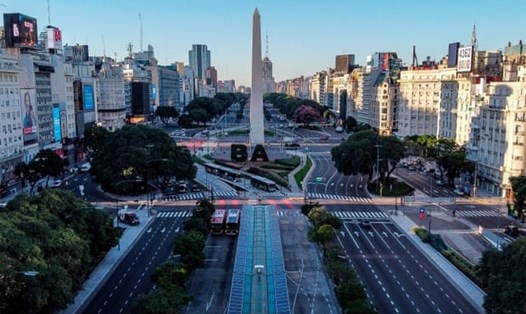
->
[395,169,456,198]
[82,213,185,314]
[347,222,436,313]
[185,235,237,313]
[83,216,181,314]
[372,222,466,313]
[309,156,331,194]
[340,222,412,313]
[381,223,480,313]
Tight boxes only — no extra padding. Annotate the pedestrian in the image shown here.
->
[452,209,456,217]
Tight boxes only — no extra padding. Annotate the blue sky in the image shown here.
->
[7,0,526,86]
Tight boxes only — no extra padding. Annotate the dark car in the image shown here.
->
[504,224,519,236]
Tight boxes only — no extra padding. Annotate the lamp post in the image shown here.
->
[143,147,168,216]
[374,144,382,194]
[496,200,502,250]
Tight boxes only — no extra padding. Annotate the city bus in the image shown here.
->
[250,175,278,192]
[204,163,241,182]
[225,209,241,236]
[210,209,227,235]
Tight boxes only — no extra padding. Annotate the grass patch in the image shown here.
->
[294,156,312,190]
[225,129,249,136]
[275,155,300,168]
[368,178,414,196]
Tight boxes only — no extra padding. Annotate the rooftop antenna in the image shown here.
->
[139,12,143,52]
[102,34,106,58]
[127,42,133,57]
[47,0,51,25]
[471,23,477,49]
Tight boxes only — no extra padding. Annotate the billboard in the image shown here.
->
[83,84,94,111]
[46,26,62,50]
[4,13,38,48]
[53,104,62,142]
[21,89,38,145]
[457,46,473,72]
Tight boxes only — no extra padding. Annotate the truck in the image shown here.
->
[118,210,140,225]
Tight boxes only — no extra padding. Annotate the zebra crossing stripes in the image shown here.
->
[163,190,238,201]
[332,211,389,220]
[157,211,193,218]
[456,210,499,217]
[307,193,372,203]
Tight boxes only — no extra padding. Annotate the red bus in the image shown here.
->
[225,209,241,236]
[210,209,227,235]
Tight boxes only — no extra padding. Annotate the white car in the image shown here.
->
[50,179,62,188]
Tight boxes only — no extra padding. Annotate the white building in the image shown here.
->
[0,52,24,191]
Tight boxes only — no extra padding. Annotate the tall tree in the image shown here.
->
[155,106,179,124]
[477,238,526,313]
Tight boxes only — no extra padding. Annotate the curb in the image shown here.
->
[390,215,486,313]
[63,188,157,314]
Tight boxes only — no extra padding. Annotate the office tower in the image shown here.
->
[188,44,211,79]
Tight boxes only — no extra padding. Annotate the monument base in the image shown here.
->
[250,144,269,162]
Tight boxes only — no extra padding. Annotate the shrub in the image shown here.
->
[274,156,301,167]
[413,227,430,243]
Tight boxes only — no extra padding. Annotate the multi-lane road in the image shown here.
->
[81,206,191,314]
[328,204,479,313]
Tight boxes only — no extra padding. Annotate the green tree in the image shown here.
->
[84,125,111,157]
[331,130,404,186]
[90,125,196,192]
[174,230,205,271]
[177,114,193,128]
[477,238,526,313]
[132,285,190,314]
[343,116,357,133]
[189,108,208,125]
[150,261,188,288]
[308,224,336,249]
[155,106,179,124]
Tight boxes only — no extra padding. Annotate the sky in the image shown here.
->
[6,0,526,86]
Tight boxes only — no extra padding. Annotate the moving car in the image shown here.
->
[504,224,519,236]
[361,220,372,229]
[50,179,62,188]
[118,210,140,225]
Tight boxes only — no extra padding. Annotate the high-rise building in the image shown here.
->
[205,66,217,87]
[188,44,211,80]
[97,60,126,132]
[335,54,355,74]
[262,56,275,94]
[0,52,24,196]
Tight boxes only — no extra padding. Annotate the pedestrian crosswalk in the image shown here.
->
[307,193,372,202]
[456,210,500,218]
[162,190,238,201]
[275,210,389,220]
[157,211,193,218]
[331,210,389,219]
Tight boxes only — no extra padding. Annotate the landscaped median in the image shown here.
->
[412,227,481,287]
[294,155,312,190]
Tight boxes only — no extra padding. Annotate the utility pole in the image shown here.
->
[374,144,382,193]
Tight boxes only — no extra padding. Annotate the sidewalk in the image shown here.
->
[390,213,486,313]
[61,199,154,314]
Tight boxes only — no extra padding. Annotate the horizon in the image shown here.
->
[7,0,526,86]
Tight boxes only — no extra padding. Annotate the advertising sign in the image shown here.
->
[20,89,38,144]
[4,13,38,48]
[83,85,94,111]
[53,104,62,142]
[456,46,473,73]
[46,26,62,50]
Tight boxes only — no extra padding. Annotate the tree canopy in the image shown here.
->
[155,106,179,124]
[86,124,196,192]
[264,93,328,124]
[183,93,247,127]
[14,149,64,193]
[331,130,405,185]
[0,190,119,313]
[510,176,526,222]
[477,238,526,313]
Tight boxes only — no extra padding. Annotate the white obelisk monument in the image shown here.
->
[250,8,265,146]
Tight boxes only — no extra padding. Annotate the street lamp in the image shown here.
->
[374,144,383,194]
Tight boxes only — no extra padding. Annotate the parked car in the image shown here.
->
[453,188,465,196]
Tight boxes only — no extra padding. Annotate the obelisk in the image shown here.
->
[250,8,265,147]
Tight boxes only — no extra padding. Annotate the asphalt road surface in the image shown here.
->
[329,204,480,313]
